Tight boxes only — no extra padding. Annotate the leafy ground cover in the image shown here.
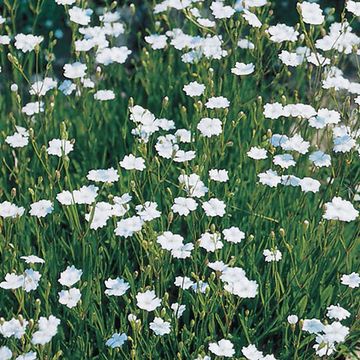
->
[0,0,359,359]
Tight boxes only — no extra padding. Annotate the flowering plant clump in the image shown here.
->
[0,0,359,359]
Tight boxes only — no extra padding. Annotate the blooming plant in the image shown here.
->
[0,0,359,359]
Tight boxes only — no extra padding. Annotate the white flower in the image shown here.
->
[199,232,223,252]
[96,47,132,65]
[59,265,82,287]
[299,177,321,193]
[263,248,282,262]
[326,305,350,320]
[30,77,57,96]
[347,0,360,16]
[222,227,245,244]
[59,288,81,308]
[29,200,53,218]
[136,290,161,311]
[14,34,43,52]
[6,131,29,148]
[0,273,24,290]
[323,322,349,343]
[210,1,235,19]
[0,201,25,218]
[0,347,12,360]
[298,1,324,25]
[202,198,226,217]
[157,231,184,250]
[145,34,167,49]
[340,272,360,288]
[172,197,197,216]
[205,96,230,109]
[273,154,296,169]
[247,147,267,160]
[281,134,310,154]
[179,173,208,198]
[171,303,186,318]
[120,154,146,171]
[149,317,171,336]
[94,90,115,101]
[258,169,281,187]
[31,315,60,345]
[106,333,127,348]
[55,0,76,4]
[47,139,73,157]
[23,269,41,292]
[174,276,194,289]
[183,81,205,96]
[268,24,299,42]
[115,216,143,237]
[209,169,229,182]
[302,318,324,334]
[323,197,358,222]
[231,62,255,75]
[0,317,28,338]
[209,339,235,358]
[309,151,331,167]
[242,10,262,28]
[20,255,44,264]
[105,277,130,296]
[87,167,119,183]
[69,6,93,26]
[197,118,222,137]
[22,101,44,116]
[16,351,37,360]
[287,315,298,324]
[242,344,263,360]
[63,62,87,79]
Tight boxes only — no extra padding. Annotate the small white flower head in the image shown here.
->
[183,81,205,97]
[210,1,235,19]
[0,273,24,290]
[5,130,29,148]
[209,339,235,358]
[157,231,184,251]
[171,197,197,216]
[302,318,325,334]
[299,177,321,193]
[341,272,360,288]
[149,317,171,336]
[69,6,93,26]
[347,0,360,16]
[326,304,350,321]
[287,315,299,324]
[105,277,130,297]
[115,216,143,237]
[58,288,81,308]
[0,201,25,218]
[197,118,222,137]
[298,1,324,25]
[263,248,282,262]
[63,62,87,79]
[87,167,119,183]
[31,315,60,345]
[222,226,245,244]
[273,154,296,169]
[47,139,73,157]
[174,276,194,289]
[202,198,226,217]
[258,169,281,187]
[242,344,263,360]
[58,265,82,287]
[209,169,229,182]
[0,346,12,360]
[171,303,186,318]
[309,151,331,167]
[120,154,146,171]
[231,62,255,75]
[323,197,358,222]
[106,333,127,348]
[94,90,115,101]
[145,34,167,50]
[29,200,53,218]
[136,290,161,311]
[15,351,37,360]
[242,10,262,28]
[20,255,45,264]
[199,232,223,252]
[247,146,267,160]
[205,96,230,109]
[14,34,43,52]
